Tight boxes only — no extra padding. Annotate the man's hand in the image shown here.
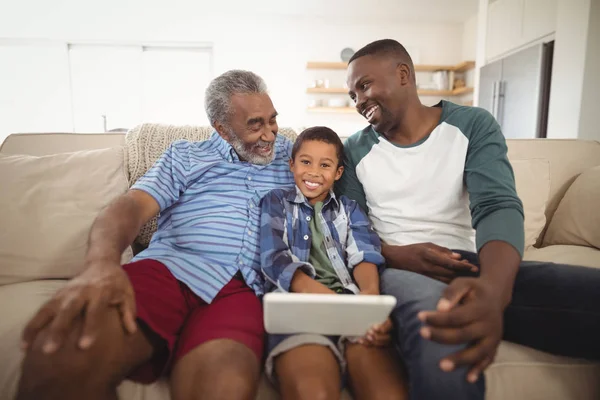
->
[359,318,393,347]
[382,242,478,283]
[22,260,137,354]
[417,277,504,383]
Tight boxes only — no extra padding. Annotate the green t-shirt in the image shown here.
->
[309,201,344,292]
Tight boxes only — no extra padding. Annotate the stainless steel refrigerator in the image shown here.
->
[478,41,554,139]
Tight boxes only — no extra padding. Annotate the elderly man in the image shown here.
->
[17,70,294,400]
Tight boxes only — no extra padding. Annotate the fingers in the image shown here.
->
[467,355,493,383]
[424,248,478,273]
[21,303,56,350]
[41,294,87,353]
[419,321,485,345]
[79,293,106,349]
[439,337,498,373]
[120,296,138,334]
[418,303,478,328]
[437,279,473,311]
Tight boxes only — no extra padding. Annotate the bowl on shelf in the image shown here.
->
[327,98,348,108]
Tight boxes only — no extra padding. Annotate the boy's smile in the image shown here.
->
[290,140,343,205]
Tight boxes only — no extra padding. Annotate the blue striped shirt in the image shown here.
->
[131,132,294,302]
[260,186,385,294]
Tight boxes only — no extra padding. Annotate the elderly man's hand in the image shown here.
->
[21,260,137,353]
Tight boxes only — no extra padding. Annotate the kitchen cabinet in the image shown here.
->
[486,0,557,61]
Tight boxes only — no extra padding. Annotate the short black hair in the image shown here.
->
[349,39,415,75]
[291,126,344,167]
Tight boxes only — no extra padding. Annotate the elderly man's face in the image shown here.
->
[217,93,279,165]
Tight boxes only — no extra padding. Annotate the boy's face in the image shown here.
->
[290,140,343,205]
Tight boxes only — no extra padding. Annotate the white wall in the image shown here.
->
[462,14,478,61]
[578,0,600,141]
[546,0,592,139]
[0,0,465,143]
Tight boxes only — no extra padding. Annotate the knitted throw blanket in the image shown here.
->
[125,123,297,246]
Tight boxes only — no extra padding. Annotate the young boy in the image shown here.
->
[260,126,408,400]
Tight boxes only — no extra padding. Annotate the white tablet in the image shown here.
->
[263,292,397,336]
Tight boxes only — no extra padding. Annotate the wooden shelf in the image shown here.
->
[307,62,348,70]
[307,61,475,72]
[306,87,348,94]
[452,86,474,95]
[307,87,474,96]
[307,107,356,113]
[418,89,453,96]
[453,61,476,73]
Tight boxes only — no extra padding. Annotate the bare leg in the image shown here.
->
[346,343,409,400]
[17,308,160,400]
[275,344,341,400]
[170,339,260,400]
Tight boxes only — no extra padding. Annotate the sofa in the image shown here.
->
[1,127,599,400]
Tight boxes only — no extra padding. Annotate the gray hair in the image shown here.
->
[205,70,268,128]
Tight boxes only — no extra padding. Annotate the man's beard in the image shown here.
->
[226,129,275,165]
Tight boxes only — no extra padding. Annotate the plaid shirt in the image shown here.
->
[260,186,385,293]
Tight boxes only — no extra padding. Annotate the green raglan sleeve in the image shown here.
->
[465,109,525,257]
[335,138,368,213]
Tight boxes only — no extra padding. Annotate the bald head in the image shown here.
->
[349,39,415,84]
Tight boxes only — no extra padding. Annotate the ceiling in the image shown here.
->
[194,0,480,23]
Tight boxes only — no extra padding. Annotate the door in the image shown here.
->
[478,59,503,119]
[499,43,545,138]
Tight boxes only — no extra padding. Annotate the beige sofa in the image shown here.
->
[1,130,599,400]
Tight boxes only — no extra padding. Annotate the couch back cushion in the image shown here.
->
[542,166,600,249]
[506,139,600,246]
[126,123,298,246]
[0,148,132,285]
[0,133,125,156]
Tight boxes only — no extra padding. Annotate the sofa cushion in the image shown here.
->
[125,124,298,247]
[542,166,600,249]
[510,159,550,250]
[0,148,132,285]
[524,245,600,269]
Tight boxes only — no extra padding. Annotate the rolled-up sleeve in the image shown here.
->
[260,190,316,292]
[131,140,190,212]
[343,197,385,270]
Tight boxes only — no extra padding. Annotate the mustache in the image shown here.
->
[253,140,273,148]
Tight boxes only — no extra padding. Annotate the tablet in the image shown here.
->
[263,292,397,336]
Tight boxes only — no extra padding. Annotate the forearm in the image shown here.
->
[353,262,380,294]
[479,240,520,308]
[290,270,336,294]
[85,192,151,265]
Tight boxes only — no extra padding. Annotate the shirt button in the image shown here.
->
[248,230,252,236]
[238,260,243,265]
[306,216,311,221]
[247,176,252,181]
[250,204,254,208]
[303,235,309,240]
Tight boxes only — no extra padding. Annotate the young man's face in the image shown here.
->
[290,140,343,205]
[216,93,279,165]
[346,54,410,134]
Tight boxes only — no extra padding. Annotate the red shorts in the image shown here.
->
[122,259,264,383]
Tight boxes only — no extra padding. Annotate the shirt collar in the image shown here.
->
[210,132,240,163]
[287,185,339,209]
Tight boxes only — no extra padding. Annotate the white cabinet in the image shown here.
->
[486,0,557,61]
[487,0,523,60]
[522,0,558,44]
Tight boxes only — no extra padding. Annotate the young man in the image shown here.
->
[260,126,407,400]
[17,70,294,400]
[337,39,600,400]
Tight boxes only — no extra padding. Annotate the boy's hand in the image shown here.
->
[359,318,393,347]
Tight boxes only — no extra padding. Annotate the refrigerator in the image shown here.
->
[478,41,554,139]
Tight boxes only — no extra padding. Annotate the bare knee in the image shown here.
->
[282,375,340,400]
[18,308,153,400]
[171,339,260,400]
